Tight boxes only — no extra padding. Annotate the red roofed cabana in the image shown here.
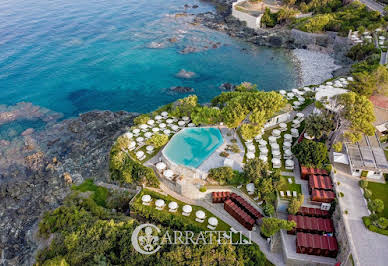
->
[296,232,338,258]
[224,199,255,230]
[288,215,334,234]
[311,189,336,203]
[212,191,230,203]
[297,207,331,218]
[301,166,329,180]
[309,175,333,193]
[229,193,263,221]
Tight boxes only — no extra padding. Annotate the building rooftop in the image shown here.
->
[345,134,388,172]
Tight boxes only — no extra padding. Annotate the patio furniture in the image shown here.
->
[293,191,297,197]
[288,178,293,184]
[286,159,295,170]
[268,136,277,143]
[164,169,174,180]
[195,210,206,223]
[156,162,166,171]
[280,191,285,197]
[259,155,268,162]
[207,217,218,230]
[246,152,255,160]
[182,205,192,216]
[287,191,291,197]
[161,111,168,117]
[124,132,133,139]
[142,195,152,205]
[147,119,155,126]
[155,199,165,210]
[272,158,281,169]
[168,201,178,212]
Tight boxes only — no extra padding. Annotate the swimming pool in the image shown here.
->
[163,127,224,168]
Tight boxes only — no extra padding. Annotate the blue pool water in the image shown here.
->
[163,127,223,168]
[0,0,298,121]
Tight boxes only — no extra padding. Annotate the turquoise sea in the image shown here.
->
[0,0,298,121]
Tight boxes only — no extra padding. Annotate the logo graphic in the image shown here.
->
[131,223,161,255]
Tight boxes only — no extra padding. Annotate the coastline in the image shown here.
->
[290,49,342,87]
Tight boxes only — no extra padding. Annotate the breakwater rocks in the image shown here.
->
[0,110,136,265]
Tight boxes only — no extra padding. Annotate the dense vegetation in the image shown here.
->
[36,182,271,265]
[109,135,159,187]
[292,139,329,168]
[294,2,387,34]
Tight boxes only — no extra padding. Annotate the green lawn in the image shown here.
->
[278,176,302,200]
[367,181,388,219]
[134,189,231,231]
[71,179,109,207]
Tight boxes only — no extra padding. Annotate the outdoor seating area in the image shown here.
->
[155,161,180,181]
[296,232,338,258]
[288,215,334,235]
[123,111,197,162]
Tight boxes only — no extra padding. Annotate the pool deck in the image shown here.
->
[198,127,244,173]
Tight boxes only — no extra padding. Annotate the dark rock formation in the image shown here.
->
[0,110,136,265]
[168,86,194,93]
[219,82,235,91]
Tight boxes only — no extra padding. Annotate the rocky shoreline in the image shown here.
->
[0,111,136,265]
[0,1,357,265]
[194,0,353,85]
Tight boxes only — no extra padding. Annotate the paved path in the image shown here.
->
[359,0,386,14]
[149,182,286,266]
[333,170,388,266]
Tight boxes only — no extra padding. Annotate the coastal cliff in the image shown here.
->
[0,110,136,265]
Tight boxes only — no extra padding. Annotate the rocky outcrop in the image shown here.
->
[175,69,196,79]
[168,86,195,93]
[194,2,353,68]
[0,110,136,265]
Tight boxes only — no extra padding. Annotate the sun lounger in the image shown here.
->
[293,191,297,197]
[288,178,293,184]
[287,191,291,197]
[280,191,285,197]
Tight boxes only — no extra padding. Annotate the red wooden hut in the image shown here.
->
[229,193,263,221]
[311,189,336,203]
[309,175,333,193]
[296,232,338,258]
[224,199,255,230]
[301,166,329,180]
[212,191,230,203]
[297,207,330,218]
[288,215,334,234]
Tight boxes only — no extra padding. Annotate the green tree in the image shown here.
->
[292,139,328,167]
[305,114,335,139]
[288,194,305,214]
[261,8,277,27]
[243,158,269,182]
[364,188,372,199]
[170,95,198,117]
[260,217,296,237]
[263,204,275,216]
[235,82,257,92]
[368,198,384,213]
[146,133,168,148]
[337,92,375,142]
[191,106,221,125]
[208,167,235,185]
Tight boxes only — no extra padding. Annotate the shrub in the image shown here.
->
[344,210,348,215]
[260,218,296,237]
[208,167,234,185]
[263,204,275,216]
[339,192,344,197]
[368,198,385,213]
[146,133,168,148]
[220,151,229,157]
[231,138,237,143]
[199,186,207,192]
[347,43,380,61]
[133,114,150,125]
[364,188,372,199]
[377,217,388,229]
[360,179,368,188]
[332,142,343,152]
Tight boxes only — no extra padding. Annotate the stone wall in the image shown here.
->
[232,1,262,29]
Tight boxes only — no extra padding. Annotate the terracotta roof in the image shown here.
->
[370,95,388,110]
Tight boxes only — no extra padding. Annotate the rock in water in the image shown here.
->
[219,83,235,91]
[147,42,164,49]
[175,69,196,79]
[169,86,194,93]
